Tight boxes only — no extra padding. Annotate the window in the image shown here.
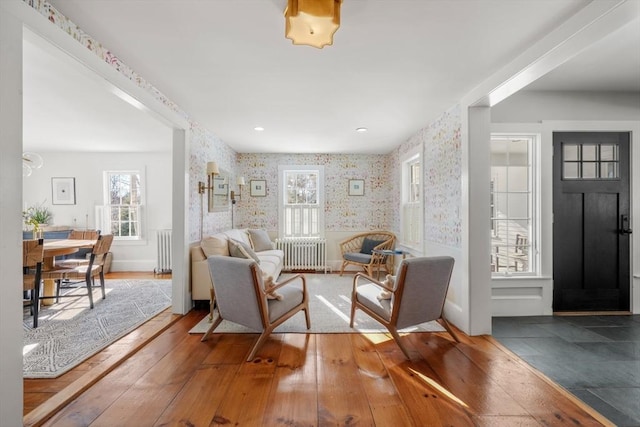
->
[278,165,324,238]
[490,134,537,275]
[101,170,143,240]
[562,143,619,179]
[401,149,422,251]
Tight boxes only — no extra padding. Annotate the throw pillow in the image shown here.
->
[262,275,283,300]
[360,237,385,255]
[200,235,229,257]
[377,274,395,301]
[248,229,273,252]
[228,239,261,263]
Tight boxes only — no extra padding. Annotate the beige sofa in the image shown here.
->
[190,228,284,301]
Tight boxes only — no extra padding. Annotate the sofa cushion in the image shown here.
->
[228,238,261,263]
[360,238,385,255]
[201,234,229,257]
[248,228,273,252]
[224,229,251,247]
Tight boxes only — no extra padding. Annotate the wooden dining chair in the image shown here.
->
[23,239,44,328]
[56,229,101,267]
[53,234,114,309]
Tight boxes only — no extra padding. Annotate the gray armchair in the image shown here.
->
[203,256,310,361]
[349,256,460,359]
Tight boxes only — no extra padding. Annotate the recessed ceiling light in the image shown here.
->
[356,127,368,132]
[254,126,264,131]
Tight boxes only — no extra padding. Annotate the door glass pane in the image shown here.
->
[582,145,597,161]
[508,193,528,217]
[563,144,579,161]
[600,144,618,161]
[601,162,618,179]
[564,162,579,179]
[507,166,528,192]
[491,167,508,191]
[583,162,597,178]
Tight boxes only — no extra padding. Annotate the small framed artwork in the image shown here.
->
[348,179,365,196]
[52,177,76,205]
[250,179,267,197]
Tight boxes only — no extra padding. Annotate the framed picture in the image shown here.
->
[51,177,76,205]
[250,179,267,197]
[348,179,365,196]
[213,176,227,195]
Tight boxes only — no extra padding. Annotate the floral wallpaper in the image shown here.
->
[423,105,462,248]
[393,105,462,249]
[235,154,393,232]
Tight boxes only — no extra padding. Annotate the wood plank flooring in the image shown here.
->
[24,272,613,426]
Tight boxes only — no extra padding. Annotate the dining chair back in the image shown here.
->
[55,234,114,309]
[23,239,44,328]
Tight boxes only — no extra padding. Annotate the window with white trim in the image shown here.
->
[278,165,324,238]
[490,134,538,275]
[401,149,422,251]
[101,170,144,240]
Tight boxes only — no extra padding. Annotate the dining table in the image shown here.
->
[41,239,96,305]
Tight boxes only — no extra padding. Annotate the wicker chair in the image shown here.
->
[339,231,396,277]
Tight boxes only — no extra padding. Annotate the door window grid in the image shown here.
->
[562,143,619,180]
[401,152,422,251]
[490,135,536,275]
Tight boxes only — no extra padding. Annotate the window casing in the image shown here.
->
[490,134,538,276]
[101,170,144,240]
[278,165,324,238]
[401,150,422,252]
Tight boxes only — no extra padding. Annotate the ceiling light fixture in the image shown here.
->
[284,0,342,49]
[356,127,368,133]
[22,152,43,177]
[254,126,264,131]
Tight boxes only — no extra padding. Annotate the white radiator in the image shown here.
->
[275,238,328,273]
[155,229,172,274]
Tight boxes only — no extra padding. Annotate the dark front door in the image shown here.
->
[553,132,631,312]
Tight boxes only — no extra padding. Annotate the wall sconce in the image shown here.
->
[198,161,220,195]
[230,176,245,204]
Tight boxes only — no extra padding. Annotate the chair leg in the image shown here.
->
[246,329,272,361]
[32,283,40,329]
[339,260,348,276]
[303,306,311,329]
[388,327,412,360]
[201,314,224,342]
[437,317,461,343]
[349,300,357,328]
[99,271,106,300]
[85,272,94,309]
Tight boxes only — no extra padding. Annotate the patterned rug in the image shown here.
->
[189,273,445,334]
[23,279,172,378]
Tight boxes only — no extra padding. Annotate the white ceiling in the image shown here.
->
[23,0,640,155]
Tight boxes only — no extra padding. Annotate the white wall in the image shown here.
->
[23,151,172,271]
[491,91,640,316]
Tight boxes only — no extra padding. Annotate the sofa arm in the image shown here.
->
[190,246,213,300]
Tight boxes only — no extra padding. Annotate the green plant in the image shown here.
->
[23,203,53,231]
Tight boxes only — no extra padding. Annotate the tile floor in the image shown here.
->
[492,315,640,427]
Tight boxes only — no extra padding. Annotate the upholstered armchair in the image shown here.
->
[349,256,460,359]
[203,256,310,361]
[339,231,395,277]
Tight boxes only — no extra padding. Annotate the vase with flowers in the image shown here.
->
[23,203,53,239]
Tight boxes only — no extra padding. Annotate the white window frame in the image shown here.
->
[490,133,540,277]
[278,165,325,239]
[400,146,423,254]
[100,169,145,241]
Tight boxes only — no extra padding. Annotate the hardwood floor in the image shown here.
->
[24,272,612,427]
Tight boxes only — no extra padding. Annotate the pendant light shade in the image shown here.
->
[285,0,341,49]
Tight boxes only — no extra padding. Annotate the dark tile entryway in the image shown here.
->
[493,315,640,427]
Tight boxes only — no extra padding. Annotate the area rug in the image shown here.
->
[23,279,172,378]
[189,273,444,334]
